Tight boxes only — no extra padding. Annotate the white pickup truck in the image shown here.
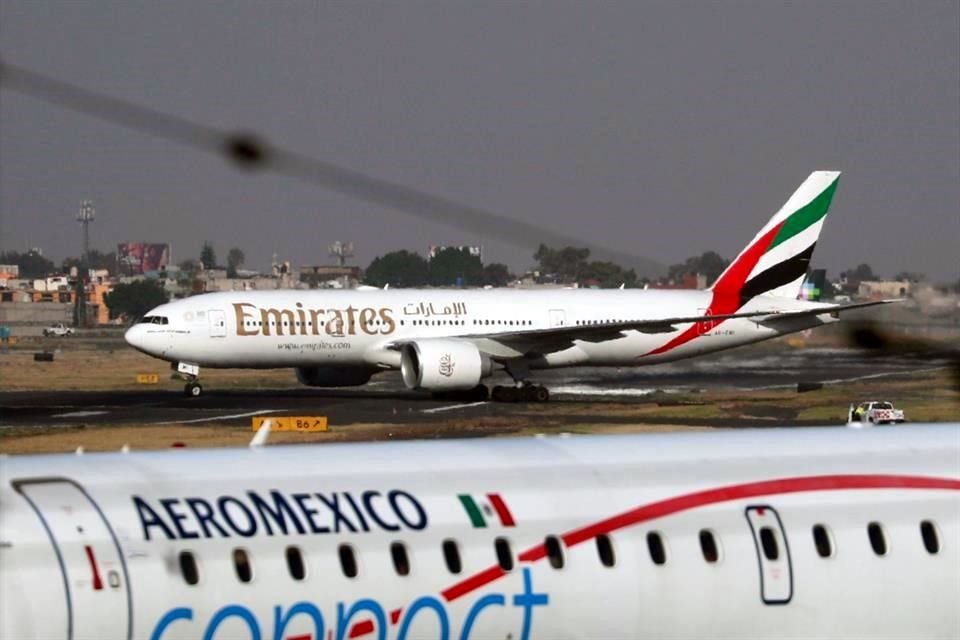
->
[849,401,906,425]
[42,322,75,337]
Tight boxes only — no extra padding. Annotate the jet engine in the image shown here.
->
[295,366,375,387]
[400,340,493,391]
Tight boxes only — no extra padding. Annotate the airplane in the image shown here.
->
[124,170,896,400]
[1,423,957,639]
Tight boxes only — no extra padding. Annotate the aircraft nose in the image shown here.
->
[124,324,148,352]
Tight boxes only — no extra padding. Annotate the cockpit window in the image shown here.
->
[138,316,168,325]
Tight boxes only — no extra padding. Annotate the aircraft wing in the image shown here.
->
[458,299,902,355]
[752,299,901,327]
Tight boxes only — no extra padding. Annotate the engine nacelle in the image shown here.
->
[295,366,374,387]
[400,340,492,391]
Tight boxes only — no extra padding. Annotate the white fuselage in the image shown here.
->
[1,425,958,639]
[124,288,829,371]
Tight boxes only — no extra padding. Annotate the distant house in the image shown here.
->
[858,280,912,299]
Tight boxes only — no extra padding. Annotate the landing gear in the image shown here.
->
[174,362,203,398]
[491,384,550,403]
[489,359,551,403]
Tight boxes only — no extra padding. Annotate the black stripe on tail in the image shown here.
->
[739,244,816,306]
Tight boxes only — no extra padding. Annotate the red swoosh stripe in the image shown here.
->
[647,220,785,356]
[349,473,959,637]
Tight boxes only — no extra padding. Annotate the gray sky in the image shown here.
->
[2,1,958,280]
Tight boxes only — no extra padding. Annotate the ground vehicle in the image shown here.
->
[42,322,74,337]
[850,401,906,425]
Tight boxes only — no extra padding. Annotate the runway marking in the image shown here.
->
[53,410,110,418]
[152,409,277,425]
[422,401,489,414]
[551,385,658,397]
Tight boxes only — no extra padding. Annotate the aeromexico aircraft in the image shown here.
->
[1,424,958,639]
[125,171,893,399]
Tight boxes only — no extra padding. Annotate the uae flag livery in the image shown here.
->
[458,493,516,528]
[648,171,841,357]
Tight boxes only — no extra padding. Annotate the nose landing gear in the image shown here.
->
[184,381,203,397]
[173,362,203,398]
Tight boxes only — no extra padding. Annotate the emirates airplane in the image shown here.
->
[1,424,958,639]
[125,171,893,399]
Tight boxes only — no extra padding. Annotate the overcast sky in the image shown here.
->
[1,1,957,280]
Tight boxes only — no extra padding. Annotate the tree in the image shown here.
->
[227,247,246,278]
[0,250,56,279]
[364,250,429,288]
[533,244,591,282]
[429,248,484,287]
[667,251,729,286]
[844,263,875,282]
[200,242,218,270]
[104,280,170,321]
[582,261,638,288]
[482,263,514,287]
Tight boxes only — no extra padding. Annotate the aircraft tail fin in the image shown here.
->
[710,171,840,305]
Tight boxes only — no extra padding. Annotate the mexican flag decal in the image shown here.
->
[458,493,516,528]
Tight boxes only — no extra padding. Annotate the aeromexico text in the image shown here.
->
[133,489,427,541]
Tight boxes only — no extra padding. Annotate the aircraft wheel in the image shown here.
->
[533,386,550,402]
[492,385,520,402]
[184,382,203,398]
[472,384,490,401]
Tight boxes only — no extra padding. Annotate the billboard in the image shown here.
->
[118,243,171,275]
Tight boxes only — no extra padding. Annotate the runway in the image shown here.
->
[0,348,948,432]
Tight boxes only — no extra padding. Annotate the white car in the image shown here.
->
[850,401,906,425]
[42,322,74,337]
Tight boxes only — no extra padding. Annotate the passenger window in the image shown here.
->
[339,544,359,578]
[920,520,940,554]
[759,527,779,561]
[867,522,887,556]
[232,548,253,583]
[699,529,720,563]
[596,534,616,568]
[443,539,462,574]
[494,537,514,571]
[812,524,834,558]
[178,551,199,585]
[544,535,565,569]
[646,532,667,565]
[391,542,411,576]
[285,546,306,581]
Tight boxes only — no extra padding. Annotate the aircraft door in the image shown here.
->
[745,505,793,605]
[208,308,227,337]
[549,309,566,327]
[14,479,132,640]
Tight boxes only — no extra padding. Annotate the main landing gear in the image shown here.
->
[489,360,551,403]
[490,384,550,403]
[174,362,203,398]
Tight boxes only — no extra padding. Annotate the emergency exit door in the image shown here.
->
[14,479,132,640]
[549,309,566,328]
[745,505,793,604]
